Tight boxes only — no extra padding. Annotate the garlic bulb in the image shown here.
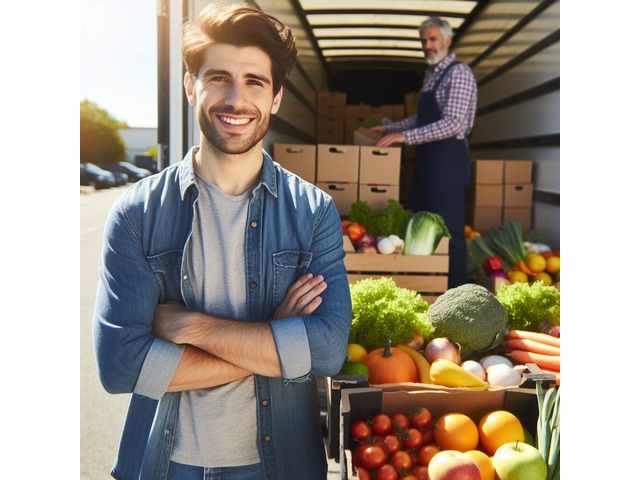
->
[461,360,487,381]
[486,364,522,387]
[479,354,513,370]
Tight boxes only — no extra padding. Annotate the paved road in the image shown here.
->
[80,185,131,479]
[79,185,342,479]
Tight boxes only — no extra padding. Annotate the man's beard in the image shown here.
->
[425,48,447,66]
[198,104,270,155]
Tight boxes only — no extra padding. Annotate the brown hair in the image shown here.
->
[182,2,298,95]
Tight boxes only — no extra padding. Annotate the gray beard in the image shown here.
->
[425,49,447,66]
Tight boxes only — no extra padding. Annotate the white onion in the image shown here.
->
[479,354,513,370]
[424,337,462,365]
[377,237,396,255]
[486,364,522,387]
[461,360,487,381]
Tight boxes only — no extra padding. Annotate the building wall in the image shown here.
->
[118,127,158,162]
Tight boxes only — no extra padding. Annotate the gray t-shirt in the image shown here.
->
[170,173,260,467]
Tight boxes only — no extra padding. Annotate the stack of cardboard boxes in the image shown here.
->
[466,159,533,233]
[316,90,347,144]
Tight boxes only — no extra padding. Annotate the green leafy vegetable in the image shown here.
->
[496,281,560,331]
[484,221,528,271]
[347,199,413,237]
[404,211,451,255]
[349,277,434,352]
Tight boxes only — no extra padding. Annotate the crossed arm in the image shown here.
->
[152,273,327,392]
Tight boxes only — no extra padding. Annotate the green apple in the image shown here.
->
[493,441,547,480]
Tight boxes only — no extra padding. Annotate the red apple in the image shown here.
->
[427,450,482,480]
[492,441,547,480]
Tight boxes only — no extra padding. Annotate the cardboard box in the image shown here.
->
[338,386,541,479]
[316,182,358,216]
[392,104,405,120]
[358,146,401,185]
[467,206,502,233]
[317,90,347,107]
[316,129,345,144]
[316,144,360,183]
[346,104,371,118]
[317,117,345,131]
[469,185,504,207]
[503,207,532,231]
[504,160,533,184]
[351,127,380,146]
[358,184,400,210]
[317,104,346,118]
[503,184,533,207]
[273,143,316,184]
[344,236,449,304]
[472,160,504,185]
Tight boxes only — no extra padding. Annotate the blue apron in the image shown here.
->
[409,61,471,289]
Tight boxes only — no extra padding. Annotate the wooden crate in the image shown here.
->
[343,236,449,304]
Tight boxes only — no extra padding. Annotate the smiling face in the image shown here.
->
[420,24,452,66]
[185,43,282,156]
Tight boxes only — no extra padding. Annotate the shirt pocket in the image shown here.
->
[147,250,183,303]
[272,250,313,307]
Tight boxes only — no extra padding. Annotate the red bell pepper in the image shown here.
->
[483,255,504,276]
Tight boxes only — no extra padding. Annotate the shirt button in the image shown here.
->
[261,399,268,406]
[251,221,258,228]
[183,275,188,280]
[263,435,271,442]
[249,281,257,289]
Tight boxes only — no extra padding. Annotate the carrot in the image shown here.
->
[507,349,560,371]
[517,259,536,276]
[506,329,560,348]
[505,338,560,356]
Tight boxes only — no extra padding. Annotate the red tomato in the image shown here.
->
[360,444,387,470]
[421,425,434,445]
[383,434,402,455]
[411,465,430,480]
[409,407,432,430]
[355,467,372,480]
[371,413,393,436]
[402,475,419,480]
[390,412,410,432]
[390,450,413,472]
[376,463,399,480]
[402,427,423,450]
[350,419,372,439]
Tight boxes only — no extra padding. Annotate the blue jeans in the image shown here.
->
[167,461,262,480]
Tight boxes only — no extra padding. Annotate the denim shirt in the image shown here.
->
[93,147,352,480]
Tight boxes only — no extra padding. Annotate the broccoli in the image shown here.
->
[495,281,560,331]
[349,277,434,352]
[426,283,509,355]
[404,211,451,255]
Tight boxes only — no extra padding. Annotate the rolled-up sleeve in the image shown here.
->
[270,317,311,380]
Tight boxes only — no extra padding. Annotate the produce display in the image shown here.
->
[347,384,560,479]
[336,201,560,479]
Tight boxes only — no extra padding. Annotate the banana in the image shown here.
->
[429,358,490,390]
[397,344,432,384]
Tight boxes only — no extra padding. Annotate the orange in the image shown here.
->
[534,271,553,286]
[346,343,368,362]
[433,412,479,452]
[477,410,525,455]
[464,224,473,237]
[464,450,495,480]
[545,256,560,275]
[507,270,528,284]
[526,253,546,273]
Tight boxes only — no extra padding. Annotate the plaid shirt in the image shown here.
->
[386,54,477,144]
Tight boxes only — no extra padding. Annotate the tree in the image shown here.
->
[80,99,128,164]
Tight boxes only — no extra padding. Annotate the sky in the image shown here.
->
[80,0,158,127]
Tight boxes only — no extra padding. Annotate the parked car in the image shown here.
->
[80,163,117,190]
[97,163,130,185]
[134,154,159,174]
[101,161,153,182]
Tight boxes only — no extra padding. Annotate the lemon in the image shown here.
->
[534,272,553,286]
[340,361,369,379]
[526,253,546,273]
[346,343,368,362]
[545,256,560,275]
[507,270,528,283]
